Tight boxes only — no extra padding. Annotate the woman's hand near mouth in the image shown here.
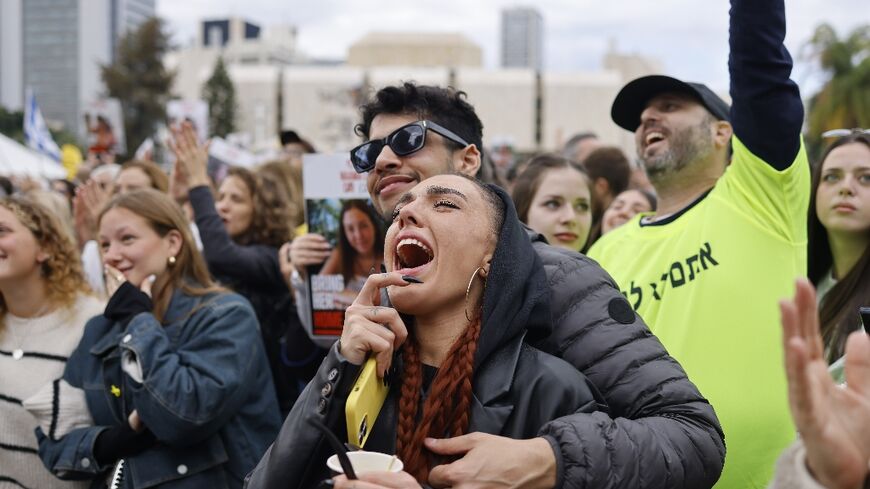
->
[340,272,413,377]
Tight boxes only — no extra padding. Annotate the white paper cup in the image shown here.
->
[326,451,404,475]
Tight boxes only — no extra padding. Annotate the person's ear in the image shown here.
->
[164,230,183,260]
[594,177,610,199]
[712,121,733,149]
[36,249,50,264]
[480,253,493,278]
[455,144,482,177]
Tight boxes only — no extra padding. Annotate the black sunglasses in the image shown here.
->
[349,120,470,173]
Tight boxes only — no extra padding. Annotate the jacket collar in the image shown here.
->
[89,317,124,356]
[468,331,525,433]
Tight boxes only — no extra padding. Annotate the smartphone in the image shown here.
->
[860,306,870,330]
[345,357,390,448]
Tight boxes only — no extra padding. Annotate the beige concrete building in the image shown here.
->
[281,66,365,153]
[455,68,537,150]
[168,24,662,157]
[228,65,280,151]
[603,39,664,86]
[541,71,632,153]
[348,32,482,68]
[367,66,451,91]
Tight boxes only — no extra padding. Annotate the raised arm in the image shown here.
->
[729,0,803,170]
[188,185,286,288]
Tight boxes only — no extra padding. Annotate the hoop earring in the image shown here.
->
[168,256,176,266]
[465,266,485,323]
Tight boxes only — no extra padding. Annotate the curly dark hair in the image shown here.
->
[355,82,485,162]
[226,167,294,249]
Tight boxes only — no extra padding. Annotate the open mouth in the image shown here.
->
[395,238,434,272]
[645,131,665,147]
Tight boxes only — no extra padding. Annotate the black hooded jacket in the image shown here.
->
[244,185,607,489]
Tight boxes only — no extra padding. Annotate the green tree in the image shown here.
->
[804,23,870,154]
[0,106,78,149]
[203,57,237,138]
[0,107,25,143]
[102,17,175,158]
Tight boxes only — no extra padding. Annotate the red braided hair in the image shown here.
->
[396,318,482,482]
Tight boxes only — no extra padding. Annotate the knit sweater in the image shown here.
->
[767,441,828,489]
[0,293,104,489]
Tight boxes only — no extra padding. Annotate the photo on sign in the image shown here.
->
[306,198,385,337]
[82,99,126,157]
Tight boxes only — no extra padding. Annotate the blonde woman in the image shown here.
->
[36,189,280,488]
[0,196,103,489]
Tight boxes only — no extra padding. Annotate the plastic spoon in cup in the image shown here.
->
[311,419,357,480]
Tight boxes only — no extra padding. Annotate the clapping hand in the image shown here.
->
[168,122,211,192]
[780,278,870,489]
[73,179,111,245]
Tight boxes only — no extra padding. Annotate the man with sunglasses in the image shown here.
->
[260,86,725,487]
[588,0,809,487]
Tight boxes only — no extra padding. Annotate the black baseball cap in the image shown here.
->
[611,75,731,131]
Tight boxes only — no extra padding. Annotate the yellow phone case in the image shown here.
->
[345,356,390,448]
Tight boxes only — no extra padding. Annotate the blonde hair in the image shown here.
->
[26,190,76,246]
[98,189,224,322]
[0,196,90,323]
[256,160,304,231]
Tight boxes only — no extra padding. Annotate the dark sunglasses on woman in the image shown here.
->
[349,120,470,173]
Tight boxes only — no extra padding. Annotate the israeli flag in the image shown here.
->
[24,88,62,162]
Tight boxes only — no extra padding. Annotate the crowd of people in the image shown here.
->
[1,0,868,487]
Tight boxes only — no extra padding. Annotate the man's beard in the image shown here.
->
[641,121,714,181]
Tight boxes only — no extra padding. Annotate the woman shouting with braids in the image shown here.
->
[246,174,608,489]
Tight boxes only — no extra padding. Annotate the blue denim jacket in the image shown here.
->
[37,289,282,488]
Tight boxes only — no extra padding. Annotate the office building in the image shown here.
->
[501,7,543,71]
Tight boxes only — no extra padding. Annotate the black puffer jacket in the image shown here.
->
[528,231,726,488]
[244,184,608,489]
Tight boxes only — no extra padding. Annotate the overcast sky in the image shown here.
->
[157,0,866,96]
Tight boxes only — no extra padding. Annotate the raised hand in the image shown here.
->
[168,122,210,190]
[74,179,110,244]
[779,278,870,489]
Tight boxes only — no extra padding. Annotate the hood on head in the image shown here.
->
[474,184,551,368]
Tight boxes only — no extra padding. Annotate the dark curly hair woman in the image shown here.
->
[170,123,325,417]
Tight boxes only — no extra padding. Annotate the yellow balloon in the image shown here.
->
[61,144,83,180]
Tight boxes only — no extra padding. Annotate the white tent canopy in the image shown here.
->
[0,132,67,180]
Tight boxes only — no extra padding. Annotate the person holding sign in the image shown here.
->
[287,81,723,488]
[245,174,607,488]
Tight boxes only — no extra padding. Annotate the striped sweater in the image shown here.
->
[0,293,104,489]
